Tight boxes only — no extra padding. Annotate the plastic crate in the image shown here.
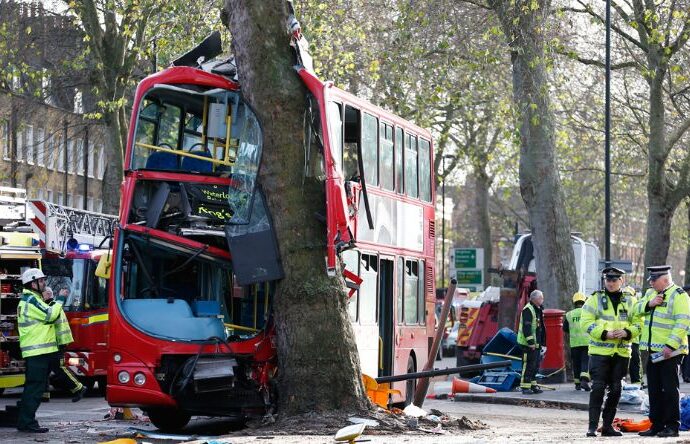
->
[476,371,520,392]
[482,327,520,357]
[480,353,522,372]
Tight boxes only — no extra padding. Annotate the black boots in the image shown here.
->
[586,424,597,437]
[580,380,591,391]
[600,425,622,437]
[657,427,679,438]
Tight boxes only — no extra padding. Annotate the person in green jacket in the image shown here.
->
[517,290,546,395]
[580,267,640,438]
[16,268,65,433]
[636,265,690,438]
[563,292,590,391]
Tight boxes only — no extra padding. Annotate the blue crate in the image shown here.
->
[480,353,522,372]
[477,371,520,392]
[483,327,520,357]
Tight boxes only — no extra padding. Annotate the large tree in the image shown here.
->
[487,0,579,307]
[221,0,368,415]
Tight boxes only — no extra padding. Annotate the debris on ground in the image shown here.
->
[347,416,379,427]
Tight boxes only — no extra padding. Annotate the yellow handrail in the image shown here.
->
[135,141,234,167]
[224,323,259,333]
[379,336,384,370]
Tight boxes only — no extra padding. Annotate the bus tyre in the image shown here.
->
[147,408,191,432]
[405,355,416,406]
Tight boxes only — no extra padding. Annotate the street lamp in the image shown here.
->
[441,154,455,288]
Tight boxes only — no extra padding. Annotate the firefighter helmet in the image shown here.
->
[21,268,46,285]
[572,292,587,303]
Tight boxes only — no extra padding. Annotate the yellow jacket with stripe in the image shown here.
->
[17,288,64,358]
[635,284,690,354]
[580,290,640,358]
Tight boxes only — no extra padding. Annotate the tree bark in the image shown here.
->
[489,0,578,308]
[685,201,690,287]
[473,167,493,287]
[223,0,368,415]
[101,109,124,214]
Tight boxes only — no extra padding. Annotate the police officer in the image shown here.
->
[580,267,639,437]
[517,290,546,395]
[622,286,643,385]
[636,265,690,438]
[563,292,590,391]
[16,268,66,433]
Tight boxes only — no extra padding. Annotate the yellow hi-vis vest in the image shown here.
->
[54,309,73,347]
[517,303,541,346]
[624,292,644,345]
[565,308,589,347]
[17,289,62,358]
[580,291,640,358]
[635,285,690,353]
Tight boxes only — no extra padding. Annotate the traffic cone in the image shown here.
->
[451,377,496,394]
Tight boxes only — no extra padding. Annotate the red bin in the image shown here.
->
[541,308,566,382]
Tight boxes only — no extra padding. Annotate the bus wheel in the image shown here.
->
[405,355,416,406]
[147,408,191,432]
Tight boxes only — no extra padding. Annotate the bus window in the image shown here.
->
[395,128,403,194]
[405,134,418,198]
[342,249,359,322]
[380,122,394,191]
[343,106,360,180]
[404,259,419,324]
[359,253,378,325]
[327,102,343,174]
[397,257,404,325]
[362,113,378,186]
[419,139,431,202]
[159,105,182,148]
[88,276,108,310]
[418,260,426,325]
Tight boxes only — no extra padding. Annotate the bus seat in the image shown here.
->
[181,150,213,173]
[146,151,178,170]
[121,299,225,341]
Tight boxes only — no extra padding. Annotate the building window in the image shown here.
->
[57,139,65,172]
[67,193,73,207]
[17,127,24,162]
[74,89,83,114]
[96,199,103,213]
[57,192,63,205]
[37,189,44,200]
[47,189,53,203]
[25,125,34,165]
[77,140,84,175]
[67,140,74,174]
[36,128,45,166]
[1,121,9,161]
[97,145,105,180]
[76,194,83,209]
[87,141,95,178]
[87,197,94,211]
[46,135,54,170]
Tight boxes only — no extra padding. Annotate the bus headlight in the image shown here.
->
[117,371,130,384]
[133,373,146,386]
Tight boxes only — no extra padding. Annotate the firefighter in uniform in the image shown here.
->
[580,267,640,437]
[563,292,590,391]
[623,286,643,385]
[16,269,65,433]
[517,290,546,395]
[636,265,690,438]
[41,286,86,402]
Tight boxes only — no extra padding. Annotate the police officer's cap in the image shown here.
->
[646,265,671,281]
[601,267,625,278]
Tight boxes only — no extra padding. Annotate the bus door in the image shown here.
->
[378,257,394,377]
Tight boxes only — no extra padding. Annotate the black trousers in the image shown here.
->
[47,352,83,394]
[682,340,690,381]
[571,346,590,383]
[520,346,540,388]
[588,354,629,428]
[17,353,51,430]
[647,354,682,431]
[629,343,642,384]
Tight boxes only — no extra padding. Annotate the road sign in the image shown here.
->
[451,248,484,291]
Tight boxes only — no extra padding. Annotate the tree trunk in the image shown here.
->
[223,0,368,415]
[101,110,124,214]
[490,0,578,309]
[685,201,690,286]
[473,167,493,287]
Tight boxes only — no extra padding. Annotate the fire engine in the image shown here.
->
[27,200,117,390]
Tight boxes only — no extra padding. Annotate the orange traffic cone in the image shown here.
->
[451,377,496,394]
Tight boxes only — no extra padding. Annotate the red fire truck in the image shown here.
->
[106,31,435,431]
[27,200,117,390]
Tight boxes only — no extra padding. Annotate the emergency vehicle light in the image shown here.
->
[78,243,93,252]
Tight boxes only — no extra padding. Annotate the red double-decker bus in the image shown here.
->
[107,35,435,431]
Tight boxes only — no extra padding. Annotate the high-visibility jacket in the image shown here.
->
[517,302,545,347]
[624,292,643,345]
[635,285,690,353]
[580,290,640,358]
[17,289,63,358]
[564,308,589,347]
[54,308,74,347]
